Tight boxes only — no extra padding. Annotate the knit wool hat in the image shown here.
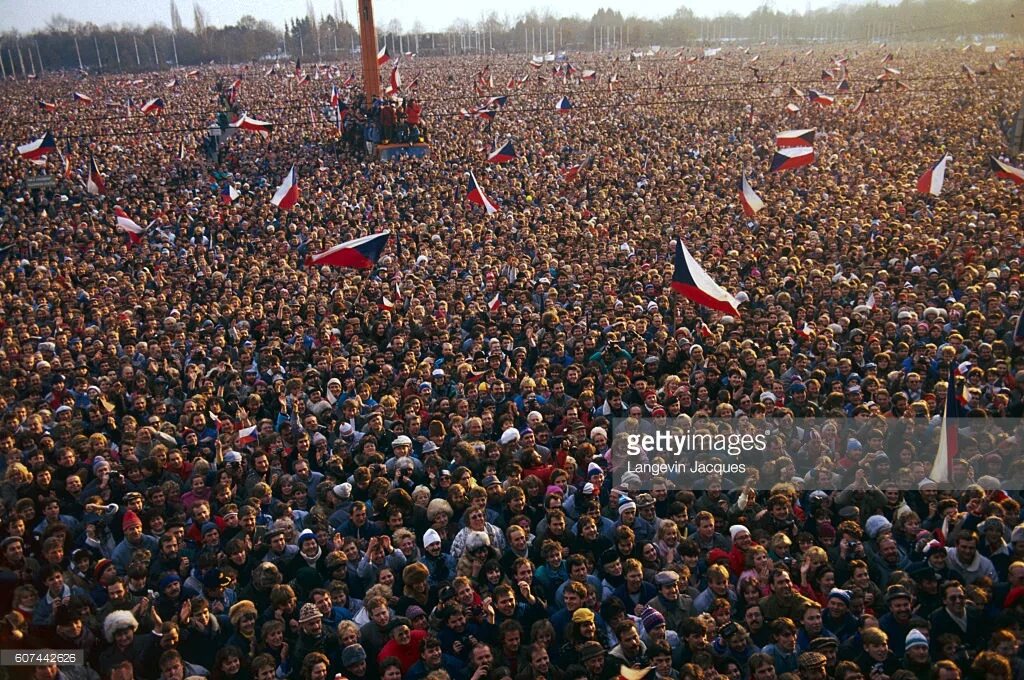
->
[122,510,142,531]
[640,607,666,632]
[730,525,750,540]
[905,629,929,651]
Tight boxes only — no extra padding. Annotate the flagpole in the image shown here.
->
[113,35,121,68]
[133,35,141,66]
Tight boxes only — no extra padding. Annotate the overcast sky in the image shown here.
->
[0,0,846,35]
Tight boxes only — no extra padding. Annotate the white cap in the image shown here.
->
[499,428,520,445]
[423,528,442,547]
[730,525,750,540]
[392,435,413,447]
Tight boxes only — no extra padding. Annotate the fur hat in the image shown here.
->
[403,562,429,585]
[465,530,491,552]
[228,600,257,626]
[103,610,139,643]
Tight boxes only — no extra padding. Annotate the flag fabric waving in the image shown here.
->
[776,129,816,148]
[808,90,835,106]
[18,132,57,161]
[221,184,241,204]
[86,157,105,195]
[306,232,391,268]
[852,93,867,113]
[916,155,950,195]
[73,92,93,104]
[140,97,165,114]
[236,425,258,447]
[114,206,146,244]
[770,147,815,173]
[38,100,57,112]
[555,96,573,113]
[929,376,963,484]
[990,157,1024,185]
[487,140,517,164]
[270,166,299,210]
[670,239,742,315]
[377,45,390,66]
[231,114,274,137]
[467,171,499,214]
[739,174,765,216]
[488,293,501,313]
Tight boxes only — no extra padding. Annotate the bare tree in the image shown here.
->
[170,0,184,33]
[192,1,207,37]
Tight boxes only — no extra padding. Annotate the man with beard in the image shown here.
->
[293,602,331,663]
[609,619,648,667]
[148,535,185,584]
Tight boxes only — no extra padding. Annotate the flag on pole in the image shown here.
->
[140,97,165,114]
[739,174,765,216]
[305,232,391,268]
[929,376,963,484]
[488,293,501,313]
[866,291,877,309]
[270,166,299,210]
[916,155,950,195]
[221,184,240,204]
[330,85,339,108]
[179,139,187,160]
[990,157,1024,186]
[770,147,815,173]
[379,296,396,312]
[852,93,867,113]
[17,131,57,161]
[38,100,57,111]
[114,206,146,244]
[487,140,517,164]
[377,45,390,66]
[670,239,742,315]
[86,157,105,195]
[231,114,273,137]
[467,171,499,214]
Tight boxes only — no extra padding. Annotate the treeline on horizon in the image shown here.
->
[0,0,1022,75]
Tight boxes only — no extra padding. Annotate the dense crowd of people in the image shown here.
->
[0,37,1023,680]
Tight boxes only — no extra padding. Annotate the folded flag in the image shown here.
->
[342,72,356,87]
[306,231,391,268]
[220,184,240,204]
[929,374,962,484]
[140,97,165,114]
[166,77,178,89]
[991,156,1024,185]
[377,45,390,66]
[231,114,273,138]
[866,291,877,309]
[670,239,741,316]
[17,131,57,161]
[555,96,573,113]
[776,129,816,148]
[270,166,299,210]
[821,69,834,81]
[73,91,93,104]
[187,69,200,78]
[739,174,765,217]
[86,157,105,195]
[916,155,950,196]
[467,171,498,214]
[114,206,146,244]
[236,425,258,446]
[487,140,516,164]
[771,147,815,172]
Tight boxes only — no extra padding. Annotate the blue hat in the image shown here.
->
[159,574,181,591]
[847,438,862,451]
[201,521,219,535]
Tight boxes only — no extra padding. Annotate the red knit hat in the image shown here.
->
[122,510,142,531]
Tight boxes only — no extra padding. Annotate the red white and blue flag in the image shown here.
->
[776,129,816,148]
[770,147,815,173]
[330,85,339,108]
[115,206,146,244]
[808,90,835,106]
[385,65,401,95]
[990,157,1024,186]
[785,103,800,113]
[87,157,105,195]
[73,91,93,104]
[916,155,949,195]
[852,93,867,113]
[467,171,498,214]
[17,131,57,161]
[487,140,517,164]
[231,114,273,138]
[488,293,501,313]
[581,70,597,81]
[140,97,165,114]
[38,100,57,112]
[306,231,391,268]
[555,96,573,113]
[236,425,258,447]
[929,376,963,484]
[739,174,765,217]
[670,239,741,315]
[836,79,850,93]
[377,45,390,66]
[220,184,240,204]
[270,166,299,210]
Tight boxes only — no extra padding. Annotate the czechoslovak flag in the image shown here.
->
[231,114,273,138]
[221,184,240,204]
[140,97,165,114]
[739,174,765,217]
[377,45,390,66]
[73,91,93,104]
[270,166,299,210]
[115,206,146,244]
[776,128,816,148]
[17,131,57,161]
[488,292,501,313]
[467,171,498,214]
[87,157,105,195]
[770,147,815,173]
[670,239,741,316]
[236,425,258,447]
[991,156,1024,186]
[306,231,391,268]
[555,96,573,113]
[929,375,963,484]
[916,155,949,196]
[487,140,516,164]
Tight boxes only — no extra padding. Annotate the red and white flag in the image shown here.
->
[776,129,816,148]
[271,166,300,210]
[916,155,950,196]
[86,157,105,195]
[115,206,146,244]
[739,174,765,217]
[488,293,501,313]
[231,114,273,138]
[991,156,1024,186]
[377,45,390,66]
[467,171,498,215]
